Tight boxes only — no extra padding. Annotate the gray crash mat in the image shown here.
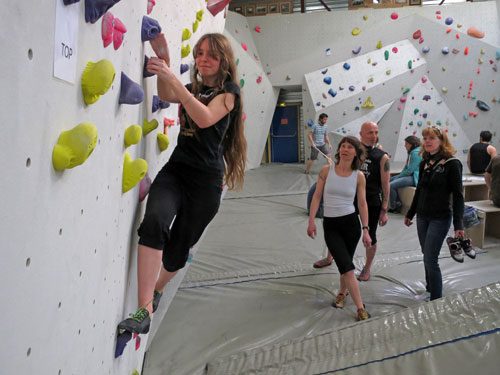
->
[143,163,500,375]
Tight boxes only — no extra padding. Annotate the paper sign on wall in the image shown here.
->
[53,0,79,84]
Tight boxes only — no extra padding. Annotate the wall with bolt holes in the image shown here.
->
[0,1,227,374]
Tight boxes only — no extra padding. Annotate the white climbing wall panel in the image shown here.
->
[0,1,226,374]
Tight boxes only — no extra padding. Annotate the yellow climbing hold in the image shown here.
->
[52,122,97,170]
[478,58,483,64]
[193,20,199,33]
[442,67,446,71]
[181,44,191,58]
[368,77,374,83]
[132,371,140,375]
[182,28,192,41]
[123,153,148,193]
[142,118,159,136]
[81,59,115,105]
[124,125,142,148]
[376,41,382,49]
[157,133,170,152]
[352,28,361,36]
[480,48,485,54]
[361,97,375,109]
[196,9,204,21]
[386,70,391,75]
[363,15,368,20]
[367,58,371,64]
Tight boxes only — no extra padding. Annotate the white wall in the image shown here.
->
[0,1,226,374]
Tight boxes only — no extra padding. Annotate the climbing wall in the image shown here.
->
[0,1,227,374]
[240,2,500,168]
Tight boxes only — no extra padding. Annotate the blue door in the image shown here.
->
[270,105,299,163]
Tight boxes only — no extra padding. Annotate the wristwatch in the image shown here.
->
[362,226,369,230]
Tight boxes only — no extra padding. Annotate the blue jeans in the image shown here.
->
[389,175,415,209]
[416,215,452,300]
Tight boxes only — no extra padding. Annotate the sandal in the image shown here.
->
[313,257,333,268]
[333,293,347,308]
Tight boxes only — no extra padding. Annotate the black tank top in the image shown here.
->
[469,143,491,174]
[360,145,387,206]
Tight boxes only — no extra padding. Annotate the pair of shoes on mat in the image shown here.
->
[332,292,348,308]
[313,257,333,268]
[355,305,371,321]
[357,267,370,281]
[117,307,151,334]
[446,237,476,263]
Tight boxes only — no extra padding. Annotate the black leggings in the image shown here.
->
[323,213,361,275]
[138,162,222,272]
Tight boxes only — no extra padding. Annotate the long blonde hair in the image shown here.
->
[191,33,246,190]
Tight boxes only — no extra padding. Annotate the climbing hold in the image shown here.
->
[207,0,232,17]
[316,102,321,106]
[123,153,148,193]
[193,20,199,33]
[376,41,382,49]
[456,33,460,39]
[239,78,245,88]
[361,97,374,109]
[446,29,452,34]
[255,26,261,33]
[321,68,328,74]
[442,87,448,93]
[52,122,97,171]
[413,30,421,39]
[196,9,204,21]
[242,113,247,120]
[390,13,398,20]
[119,72,144,105]
[152,95,170,112]
[384,50,389,60]
[442,67,446,71]
[236,58,239,66]
[414,108,419,115]
[423,95,431,101]
[143,56,155,78]
[102,12,127,50]
[408,60,412,69]
[421,76,427,83]
[386,70,391,75]
[417,121,422,127]
[403,88,410,95]
[157,133,169,152]
[147,0,155,14]
[115,331,132,358]
[467,26,485,39]
[343,62,351,70]
[451,48,460,54]
[142,118,159,136]
[181,44,191,58]
[477,68,481,74]
[397,104,402,111]
[497,50,500,60]
[182,28,192,42]
[368,77,374,83]
[286,75,291,81]
[419,38,424,44]
[477,100,490,111]
[139,173,152,202]
[464,46,469,55]
[436,120,442,125]
[392,47,398,53]
[464,115,469,120]
[442,47,449,55]
[409,121,413,126]
[436,15,442,20]
[481,49,485,55]
[323,77,332,84]
[349,85,355,91]
[85,0,121,23]
[141,15,161,42]
[478,58,483,65]
[445,17,453,25]
[124,125,142,147]
[241,43,248,51]
[180,63,189,74]
[400,96,407,103]
[322,93,327,99]
[81,59,115,105]
[469,111,478,117]
[422,46,430,53]
[352,46,361,55]
[328,88,337,97]
[423,113,428,118]
[325,48,331,56]
[355,106,360,111]
[352,28,361,36]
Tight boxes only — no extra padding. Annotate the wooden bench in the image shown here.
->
[463,177,489,202]
[397,186,416,215]
[464,200,500,249]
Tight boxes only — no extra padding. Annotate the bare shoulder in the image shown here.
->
[318,165,330,181]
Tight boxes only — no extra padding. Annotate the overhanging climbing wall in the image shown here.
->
[0,1,228,374]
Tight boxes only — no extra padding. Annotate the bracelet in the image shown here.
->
[362,226,369,230]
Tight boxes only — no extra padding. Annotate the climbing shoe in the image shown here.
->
[117,307,151,334]
[152,289,163,313]
[446,236,464,263]
[355,305,371,321]
[333,293,347,308]
[459,238,476,259]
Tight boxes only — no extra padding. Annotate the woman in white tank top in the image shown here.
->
[307,136,372,321]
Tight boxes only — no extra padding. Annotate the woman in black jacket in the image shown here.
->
[404,126,464,301]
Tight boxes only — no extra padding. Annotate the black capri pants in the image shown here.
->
[323,212,361,275]
[138,161,223,272]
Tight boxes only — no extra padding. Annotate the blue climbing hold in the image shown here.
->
[152,95,170,112]
[115,330,132,358]
[308,119,314,127]
[85,0,120,23]
[445,17,453,25]
[442,47,450,55]
[423,95,431,101]
[119,72,144,105]
[497,50,500,60]
[143,56,154,78]
[316,102,321,106]
[323,77,332,85]
[180,64,189,74]
[422,46,430,53]
[477,100,490,111]
[349,85,355,91]
[352,46,361,55]
[417,121,422,126]
[343,62,351,70]
[141,15,161,42]
[321,68,328,74]
[328,88,337,97]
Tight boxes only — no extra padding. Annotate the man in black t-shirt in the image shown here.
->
[467,130,497,174]
[357,122,390,281]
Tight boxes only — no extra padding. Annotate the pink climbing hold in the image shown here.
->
[469,111,478,117]
[147,0,155,14]
[392,47,398,53]
[398,104,402,111]
[101,12,127,50]
[390,13,398,20]
[241,43,248,51]
[255,26,261,33]
[456,33,460,39]
[207,0,232,17]
[419,37,424,44]
[400,96,407,103]
[413,30,421,39]
[135,335,141,350]
[242,113,247,121]
[139,173,152,202]
[436,15,442,20]
[256,76,262,83]
[421,76,427,83]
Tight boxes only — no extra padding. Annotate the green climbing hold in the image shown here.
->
[52,122,98,171]
[182,28,192,41]
[157,133,170,152]
[240,78,245,88]
[181,45,191,58]
[408,60,412,69]
[386,70,391,75]
[142,118,159,136]
[384,50,389,60]
[123,153,148,193]
[414,108,419,115]
[403,88,410,95]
